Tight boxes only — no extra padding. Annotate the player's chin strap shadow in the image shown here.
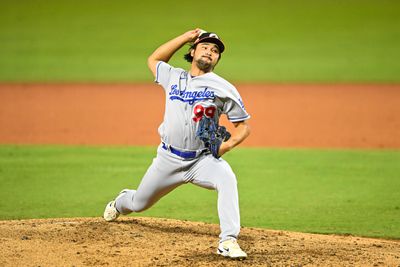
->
[196,117,231,159]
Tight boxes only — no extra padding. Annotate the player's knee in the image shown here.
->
[118,206,134,215]
[216,169,237,190]
[132,200,153,213]
[132,205,146,213]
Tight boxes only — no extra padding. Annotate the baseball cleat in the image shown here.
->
[217,239,247,260]
[103,200,119,222]
[103,189,128,222]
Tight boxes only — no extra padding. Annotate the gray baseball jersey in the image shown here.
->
[156,61,250,151]
[115,61,250,242]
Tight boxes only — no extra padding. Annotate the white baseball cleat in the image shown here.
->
[217,238,247,260]
[103,200,119,222]
[103,189,128,222]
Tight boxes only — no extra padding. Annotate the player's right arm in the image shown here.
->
[147,28,201,77]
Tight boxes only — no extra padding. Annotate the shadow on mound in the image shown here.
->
[0,217,399,267]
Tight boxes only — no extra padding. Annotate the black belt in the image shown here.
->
[161,143,205,159]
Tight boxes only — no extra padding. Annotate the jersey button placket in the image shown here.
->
[184,107,189,145]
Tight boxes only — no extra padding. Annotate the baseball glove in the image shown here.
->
[196,116,231,158]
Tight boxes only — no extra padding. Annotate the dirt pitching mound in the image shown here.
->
[0,217,399,266]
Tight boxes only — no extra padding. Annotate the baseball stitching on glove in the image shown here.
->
[196,116,231,158]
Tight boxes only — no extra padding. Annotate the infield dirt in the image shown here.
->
[1,217,400,267]
[1,84,400,266]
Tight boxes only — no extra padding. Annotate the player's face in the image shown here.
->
[191,42,220,72]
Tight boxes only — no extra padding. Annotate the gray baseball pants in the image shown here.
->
[115,144,241,241]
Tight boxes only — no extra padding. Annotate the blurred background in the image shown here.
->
[0,0,399,239]
[1,0,399,83]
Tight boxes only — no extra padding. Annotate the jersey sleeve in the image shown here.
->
[223,94,250,122]
[155,61,172,89]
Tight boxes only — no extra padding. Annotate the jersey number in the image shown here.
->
[193,104,216,122]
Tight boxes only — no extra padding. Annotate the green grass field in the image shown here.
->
[1,0,399,243]
[1,0,400,82]
[1,145,399,239]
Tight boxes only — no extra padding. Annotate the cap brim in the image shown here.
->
[195,37,225,53]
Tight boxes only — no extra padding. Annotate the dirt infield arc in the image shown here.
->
[1,83,400,148]
[1,217,400,267]
[1,84,400,266]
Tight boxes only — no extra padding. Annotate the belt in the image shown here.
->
[161,143,205,159]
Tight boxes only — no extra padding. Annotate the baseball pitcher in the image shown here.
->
[104,28,251,260]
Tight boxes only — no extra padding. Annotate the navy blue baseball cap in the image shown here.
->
[194,32,225,53]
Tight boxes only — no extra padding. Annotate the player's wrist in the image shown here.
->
[221,142,233,154]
